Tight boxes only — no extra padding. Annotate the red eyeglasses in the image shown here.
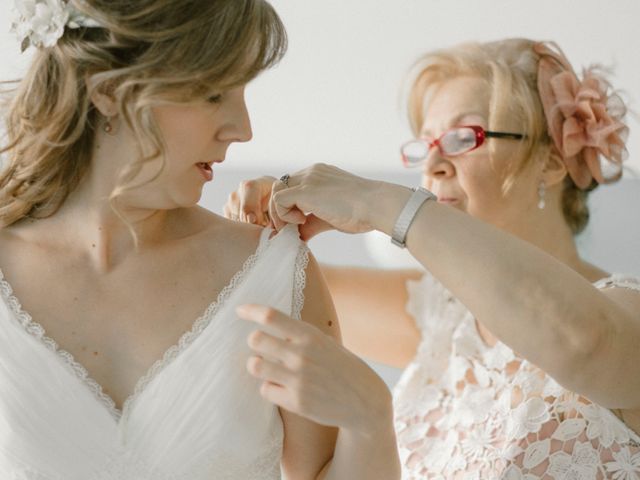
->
[400,125,526,167]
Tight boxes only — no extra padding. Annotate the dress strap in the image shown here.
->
[256,227,275,253]
[252,225,309,321]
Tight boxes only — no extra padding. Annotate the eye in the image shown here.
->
[207,94,223,104]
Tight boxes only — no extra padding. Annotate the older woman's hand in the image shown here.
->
[272,164,388,240]
[236,303,393,436]
[224,164,402,240]
[223,175,308,232]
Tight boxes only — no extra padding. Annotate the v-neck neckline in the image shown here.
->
[0,227,273,425]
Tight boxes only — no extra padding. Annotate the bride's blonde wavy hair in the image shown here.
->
[0,0,287,229]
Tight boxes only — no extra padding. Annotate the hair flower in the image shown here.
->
[10,0,101,53]
[534,41,628,189]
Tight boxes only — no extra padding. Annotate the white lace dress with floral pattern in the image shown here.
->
[393,272,640,480]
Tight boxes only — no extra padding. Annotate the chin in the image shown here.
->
[169,188,204,209]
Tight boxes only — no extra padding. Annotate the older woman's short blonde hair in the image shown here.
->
[0,0,287,230]
[406,38,596,234]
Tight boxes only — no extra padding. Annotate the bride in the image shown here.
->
[0,0,399,478]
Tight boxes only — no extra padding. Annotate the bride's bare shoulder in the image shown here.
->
[188,206,267,257]
[0,220,32,257]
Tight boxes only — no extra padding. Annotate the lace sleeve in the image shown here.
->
[405,270,463,334]
[405,274,429,331]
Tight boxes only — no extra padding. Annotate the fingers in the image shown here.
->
[268,181,284,231]
[243,309,313,415]
[297,214,335,241]
[246,355,297,386]
[269,180,302,231]
[242,308,310,412]
[236,305,320,344]
[223,177,276,226]
[247,329,304,369]
[224,191,240,221]
[257,381,291,410]
[238,177,273,225]
[272,185,307,221]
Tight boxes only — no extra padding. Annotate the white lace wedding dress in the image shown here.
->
[0,225,308,479]
[394,272,640,479]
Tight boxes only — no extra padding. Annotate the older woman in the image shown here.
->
[228,38,640,479]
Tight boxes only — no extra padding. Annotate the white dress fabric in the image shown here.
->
[394,272,640,480]
[0,225,309,480]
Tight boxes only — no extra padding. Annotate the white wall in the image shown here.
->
[2,1,639,266]
[1,1,639,388]
[241,0,640,174]
[2,1,640,173]
[2,0,639,277]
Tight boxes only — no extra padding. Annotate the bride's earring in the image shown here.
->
[103,115,117,135]
[537,180,546,210]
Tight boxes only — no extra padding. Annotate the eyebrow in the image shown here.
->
[421,111,486,137]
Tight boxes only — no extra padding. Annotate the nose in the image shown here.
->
[234,92,253,142]
[235,94,253,143]
[422,147,455,182]
[219,89,253,143]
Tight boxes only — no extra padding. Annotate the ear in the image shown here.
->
[541,146,568,187]
[85,75,117,117]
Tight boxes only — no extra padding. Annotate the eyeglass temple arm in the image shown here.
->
[485,131,526,140]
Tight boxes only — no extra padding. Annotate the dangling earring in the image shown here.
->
[537,180,546,210]
[103,115,116,135]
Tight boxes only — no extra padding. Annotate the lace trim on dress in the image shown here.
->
[0,270,124,422]
[119,227,274,423]
[0,227,274,424]
[291,243,310,321]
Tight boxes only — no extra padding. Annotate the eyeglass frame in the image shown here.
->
[400,125,526,167]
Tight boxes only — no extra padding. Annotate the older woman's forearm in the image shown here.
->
[369,180,620,389]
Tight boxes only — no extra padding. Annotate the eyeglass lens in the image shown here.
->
[402,126,478,164]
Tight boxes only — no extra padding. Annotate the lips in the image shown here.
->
[196,162,213,181]
[437,197,458,204]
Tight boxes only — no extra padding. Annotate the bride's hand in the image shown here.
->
[236,304,393,436]
[223,176,278,227]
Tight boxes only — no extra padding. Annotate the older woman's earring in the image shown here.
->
[537,180,546,209]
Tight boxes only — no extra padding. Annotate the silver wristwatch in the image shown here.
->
[391,186,437,248]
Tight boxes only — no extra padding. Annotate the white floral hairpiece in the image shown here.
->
[11,0,102,53]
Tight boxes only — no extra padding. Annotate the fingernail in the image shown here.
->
[248,213,256,224]
[236,305,249,316]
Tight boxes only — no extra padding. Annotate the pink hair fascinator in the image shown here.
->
[534,41,628,189]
